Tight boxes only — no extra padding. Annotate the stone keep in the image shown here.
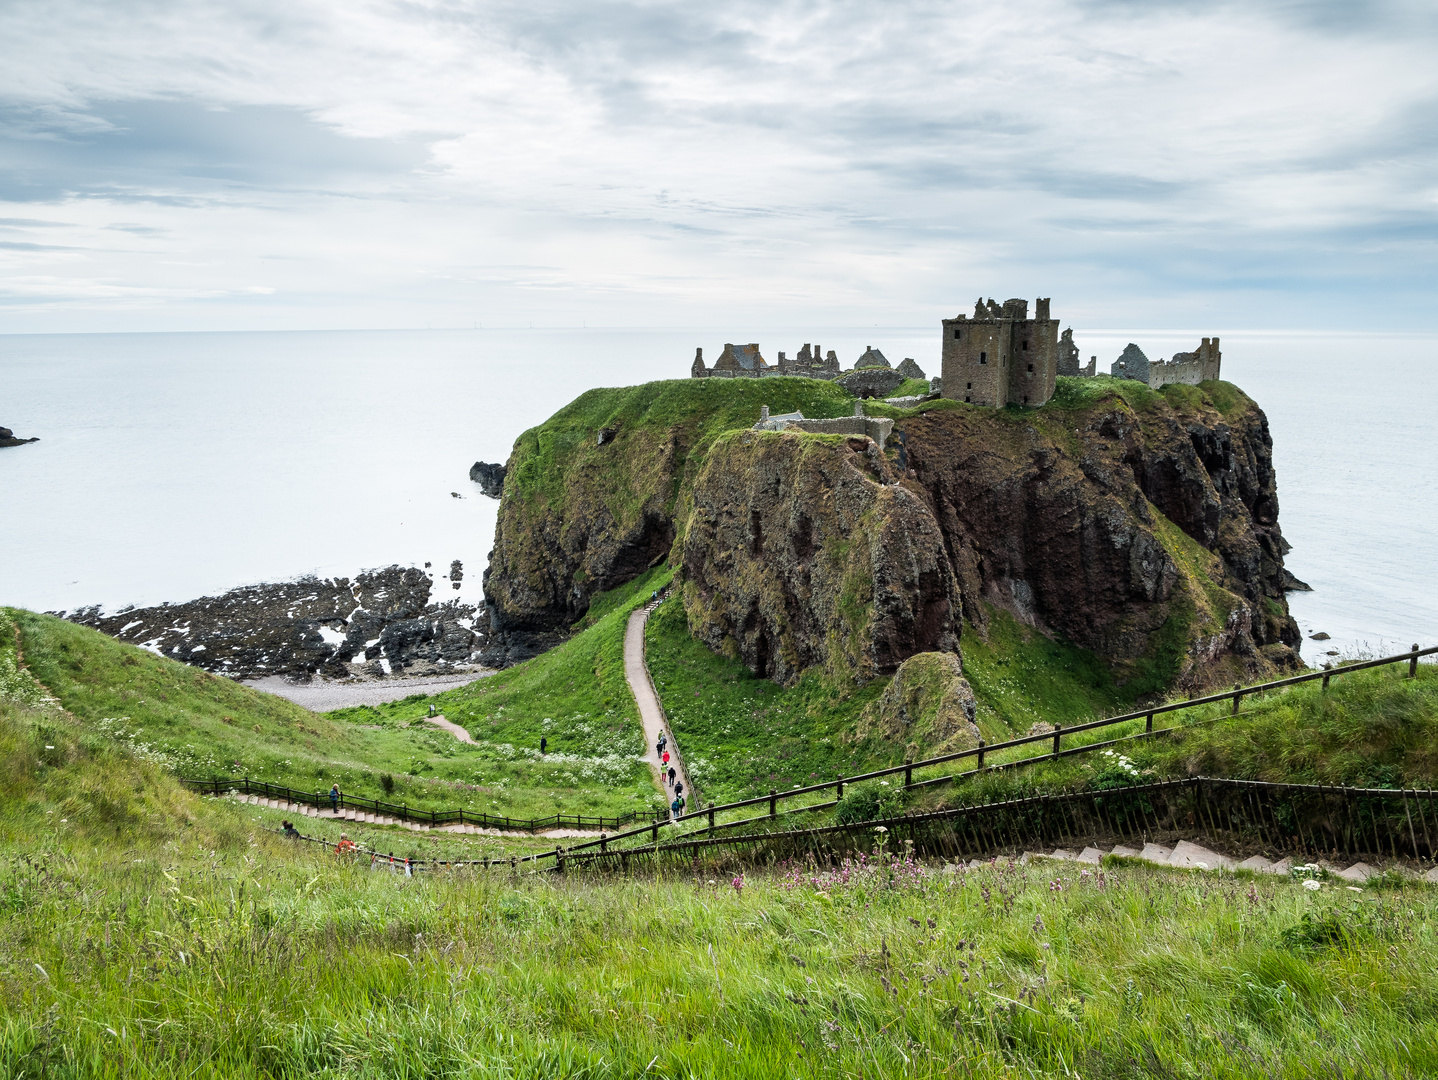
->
[941,297,1059,408]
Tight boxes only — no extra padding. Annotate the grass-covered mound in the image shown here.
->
[4,602,660,822]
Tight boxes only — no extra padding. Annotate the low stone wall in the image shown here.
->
[757,415,894,452]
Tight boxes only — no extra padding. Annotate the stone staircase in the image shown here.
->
[1007,839,1438,883]
[222,793,603,838]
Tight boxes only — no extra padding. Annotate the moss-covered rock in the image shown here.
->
[859,652,979,760]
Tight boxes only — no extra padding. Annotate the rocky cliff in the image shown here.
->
[484,375,1301,692]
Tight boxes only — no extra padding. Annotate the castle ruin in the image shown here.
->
[752,400,894,451]
[1108,339,1222,388]
[690,342,923,385]
[940,298,1061,408]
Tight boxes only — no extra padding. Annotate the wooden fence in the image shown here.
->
[190,642,1433,857]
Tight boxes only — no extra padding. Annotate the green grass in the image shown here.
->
[507,377,859,516]
[4,600,661,823]
[644,596,893,803]
[954,606,1129,741]
[3,702,1438,1079]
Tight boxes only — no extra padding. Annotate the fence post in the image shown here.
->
[1322,666,1331,690]
[708,806,715,829]
[1145,712,1153,735]
[1052,724,1062,757]
[1231,684,1242,716]
[1412,644,1421,679]
[600,833,607,853]
[770,789,777,817]
[904,761,913,788]
[836,777,845,800]
[977,739,985,770]
[652,822,659,843]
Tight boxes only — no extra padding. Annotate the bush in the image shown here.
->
[379,773,395,796]
[834,781,906,825]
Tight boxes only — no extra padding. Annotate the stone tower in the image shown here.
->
[940,297,1059,408]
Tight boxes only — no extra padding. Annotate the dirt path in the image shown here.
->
[423,714,474,744]
[625,600,692,809]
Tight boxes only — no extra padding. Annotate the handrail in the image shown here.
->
[193,641,1433,864]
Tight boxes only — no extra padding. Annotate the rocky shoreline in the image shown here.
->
[62,563,502,682]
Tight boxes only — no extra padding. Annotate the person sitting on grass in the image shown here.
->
[335,833,357,855]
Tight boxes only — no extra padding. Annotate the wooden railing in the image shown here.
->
[198,642,1433,865]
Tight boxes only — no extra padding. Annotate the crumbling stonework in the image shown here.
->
[1108,339,1222,388]
[753,401,895,452]
[940,297,1061,409]
[690,342,914,386]
[836,366,905,398]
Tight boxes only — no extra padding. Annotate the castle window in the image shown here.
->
[966,382,972,390]
[1023,341,1029,351]
[1027,364,1033,373]
[965,396,971,403]
[954,328,961,340]
[979,352,987,364]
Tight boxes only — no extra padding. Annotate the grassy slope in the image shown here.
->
[3,750,1437,1078]
[335,565,674,812]
[6,602,659,822]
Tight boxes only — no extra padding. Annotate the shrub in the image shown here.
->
[834,780,906,825]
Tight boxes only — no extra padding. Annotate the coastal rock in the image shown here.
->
[469,461,507,499]
[0,425,39,448]
[681,429,960,685]
[65,564,486,680]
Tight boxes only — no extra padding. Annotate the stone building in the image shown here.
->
[1108,339,1222,388]
[753,401,894,452]
[940,297,1061,408]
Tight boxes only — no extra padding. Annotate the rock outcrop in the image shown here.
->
[66,565,486,680]
[860,652,979,759]
[0,425,39,448]
[681,430,961,684]
[469,461,506,499]
[482,376,1301,692]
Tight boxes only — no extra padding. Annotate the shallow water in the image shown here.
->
[1,326,1432,665]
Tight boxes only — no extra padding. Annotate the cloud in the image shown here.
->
[0,0,1434,330]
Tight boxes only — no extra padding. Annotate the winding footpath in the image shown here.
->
[625,598,693,810]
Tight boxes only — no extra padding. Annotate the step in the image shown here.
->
[1168,841,1236,871]
[1139,842,1173,864]
[1335,862,1378,883]
[1076,846,1105,864]
[1109,845,1142,858]
[1236,855,1273,872]
[1046,849,1077,861]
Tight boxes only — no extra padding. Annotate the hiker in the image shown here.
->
[540,736,548,755]
[661,749,670,768]
[329,783,341,812]
[428,703,436,717]
[671,796,682,821]
[678,794,686,814]
[667,766,676,788]
[674,781,683,799]
[658,731,667,751]
[335,833,357,855]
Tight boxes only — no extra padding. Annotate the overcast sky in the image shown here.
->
[1,0,1435,333]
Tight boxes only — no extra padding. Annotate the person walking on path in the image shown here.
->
[667,766,677,788]
[671,795,683,821]
[329,784,341,813]
[661,749,670,769]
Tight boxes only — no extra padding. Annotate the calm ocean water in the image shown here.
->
[1,327,1433,665]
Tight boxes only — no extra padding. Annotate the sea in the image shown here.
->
[1,327,1434,666]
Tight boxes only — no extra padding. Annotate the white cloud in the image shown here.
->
[0,0,1435,331]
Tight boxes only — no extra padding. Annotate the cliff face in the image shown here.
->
[481,379,857,664]
[485,376,1301,691]
[681,431,960,685]
[897,381,1299,691]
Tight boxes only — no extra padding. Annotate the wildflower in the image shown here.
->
[732,874,745,896]
[1302,879,1322,892]
[874,826,888,834]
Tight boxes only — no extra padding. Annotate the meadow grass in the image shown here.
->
[3,603,661,823]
